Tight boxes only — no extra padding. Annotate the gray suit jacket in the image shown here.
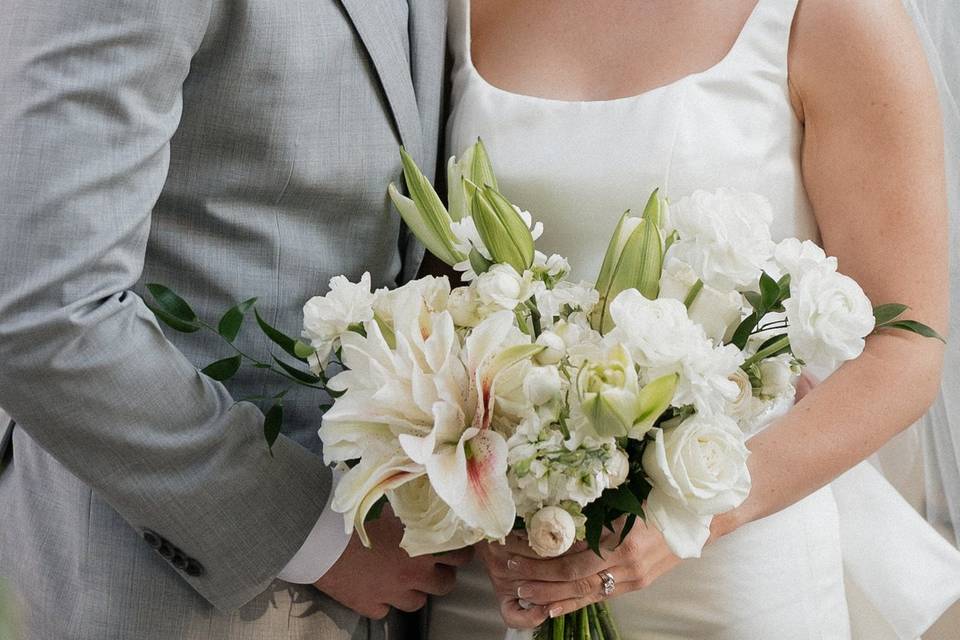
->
[0,0,446,637]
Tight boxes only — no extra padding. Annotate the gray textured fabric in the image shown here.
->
[0,0,447,638]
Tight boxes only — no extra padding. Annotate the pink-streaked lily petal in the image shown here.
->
[426,428,515,539]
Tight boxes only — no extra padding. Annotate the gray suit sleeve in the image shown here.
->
[0,0,332,611]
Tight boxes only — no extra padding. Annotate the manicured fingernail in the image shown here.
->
[549,606,563,618]
[507,557,520,571]
[516,584,532,598]
[518,598,533,610]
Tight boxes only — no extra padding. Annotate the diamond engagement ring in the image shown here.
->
[599,570,616,597]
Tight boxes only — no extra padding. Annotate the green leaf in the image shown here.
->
[759,272,780,311]
[743,291,763,311]
[603,485,645,517]
[730,312,760,350]
[201,355,242,381]
[879,320,946,343]
[264,401,284,452]
[618,513,638,546]
[756,332,790,356]
[254,309,305,362]
[583,502,606,558]
[218,297,258,342]
[293,340,316,359]
[777,273,791,297]
[145,302,201,333]
[272,356,323,384]
[145,283,198,323]
[873,303,910,326]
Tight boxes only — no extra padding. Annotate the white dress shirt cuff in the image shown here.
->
[277,469,351,584]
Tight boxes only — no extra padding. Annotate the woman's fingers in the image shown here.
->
[505,543,613,583]
[497,594,548,629]
[514,571,604,606]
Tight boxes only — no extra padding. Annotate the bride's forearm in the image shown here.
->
[712,332,944,539]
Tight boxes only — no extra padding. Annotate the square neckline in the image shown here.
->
[460,0,766,106]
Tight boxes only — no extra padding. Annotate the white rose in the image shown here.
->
[524,365,563,406]
[475,264,539,311]
[527,506,577,557]
[302,272,376,362]
[667,188,775,290]
[643,414,751,516]
[784,269,875,372]
[447,286,483,327]
[642,414,751,557]
[659,257,746,344]
[606,448,630,488]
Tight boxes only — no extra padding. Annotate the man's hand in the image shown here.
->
[314,507,474,619]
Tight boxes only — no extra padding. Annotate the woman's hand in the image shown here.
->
[478,519,680,628]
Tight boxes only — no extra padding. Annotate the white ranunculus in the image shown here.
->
[667,188,776,290]
[605,448,630,488]
[659,257,746,344]
[727,368,754,417]
[523,365,563,406]
[773,238,837,281]
[527,506,577,557]
[643,414,751,518]
[757,353,798,399]
[302,272,377,364]
[475,264,539,312]
[784,268,875,372]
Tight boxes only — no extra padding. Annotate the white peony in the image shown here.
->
[527,506,577,557]
[667,188,776,290]
[658,257,745,344]
[773,238,837,281]
[475,264,541,312]
[606,290,743,415]
[302,272,376,365]
[784,268,875,372]
[642,413,752,557]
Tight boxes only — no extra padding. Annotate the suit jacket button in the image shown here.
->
[142,530,162,549]
[172,554,188,570]
[157,542,174,559]
[185,560,205,577]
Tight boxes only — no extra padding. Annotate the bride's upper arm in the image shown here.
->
[788,0,949,336]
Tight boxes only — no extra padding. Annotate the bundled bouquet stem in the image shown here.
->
[150,140,942,640]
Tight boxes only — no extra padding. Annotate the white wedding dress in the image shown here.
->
[430,0,960,638]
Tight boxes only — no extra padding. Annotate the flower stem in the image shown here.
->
[683,279,704,309]
[597,602,621,640]
[742,335,791,368]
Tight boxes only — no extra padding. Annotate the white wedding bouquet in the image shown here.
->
[147,140,941,640]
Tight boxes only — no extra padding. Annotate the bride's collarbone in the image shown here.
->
[469,0,761,102]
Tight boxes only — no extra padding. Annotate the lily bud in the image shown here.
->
[591,189,666,333]
[388,147,466,267]
[447,138,498,221]
[470,186,535,273]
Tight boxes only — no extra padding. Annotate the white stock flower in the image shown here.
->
[527,506,577,557]
[642,414,751,558]
[302,272,376,364]
[534,280,599,323]
[523,365,563,406]
[784,268,875,371]
[475,264,541,312]
[659,257,745,344]
[667,188,775,290]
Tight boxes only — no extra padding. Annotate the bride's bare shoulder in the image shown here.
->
[788,0,936,122]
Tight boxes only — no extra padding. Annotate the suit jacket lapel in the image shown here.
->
[340,0,425,165]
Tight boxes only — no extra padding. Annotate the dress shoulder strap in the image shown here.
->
[718,0,802,79]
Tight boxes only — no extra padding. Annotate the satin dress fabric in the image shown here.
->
[431,0,960,638]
